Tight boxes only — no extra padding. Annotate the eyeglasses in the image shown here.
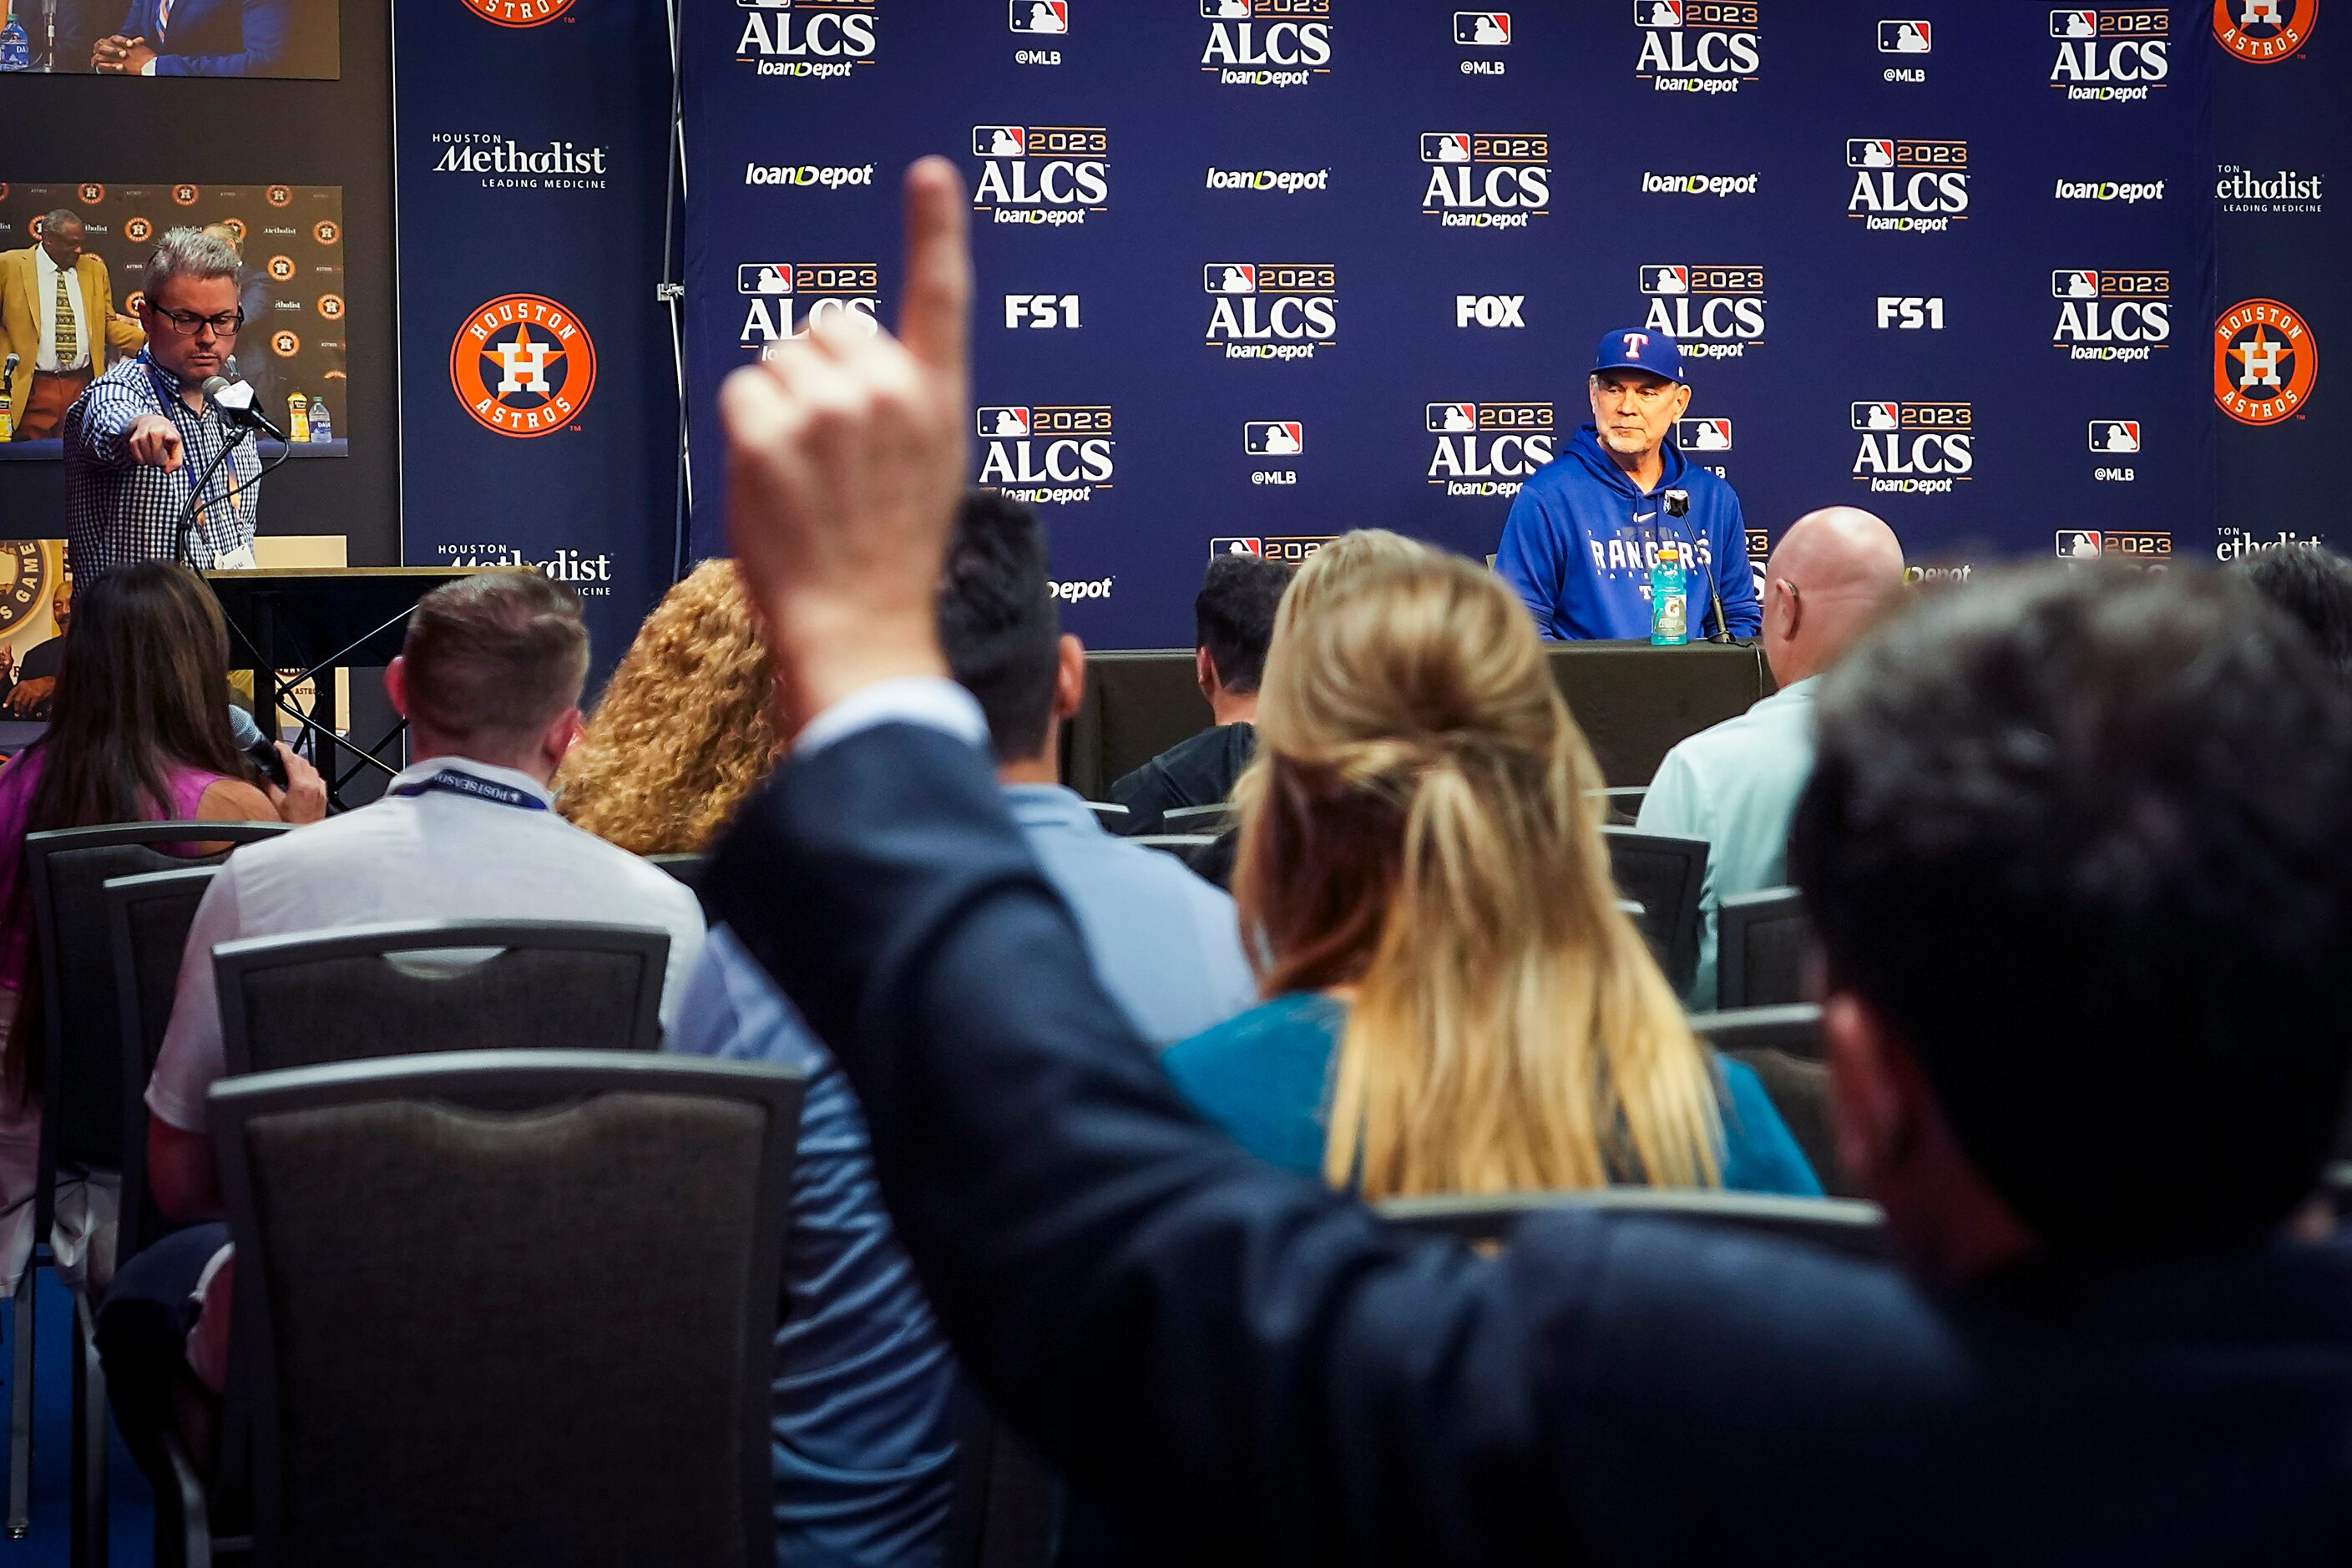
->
[149,307,245,337]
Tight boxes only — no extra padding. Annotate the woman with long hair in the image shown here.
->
[556,559,781,855]
[1162,537,1818,1199]
[0,560,323,1286]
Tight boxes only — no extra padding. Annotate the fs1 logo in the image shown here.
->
[1455,11,1510,43]
[1426,400,1557,497]
[1677,416,1733,452]
[1205,263,1339,359]
[2051,8,2169,99]
[2215,0,2317,60]
[1201,0,1333,89]
[2056,528,2171,561]
[448,293,597,438]
[1846,137,1970,230]
[1245,420,1304,485]
[971,125,1110,224]
[2215,297,2318,425]
[1634,0,1762,92]
[1879,18,1931,49]
[1419,133,1550,226]
[976,403,1115,503]
[1851,400,1972,495]
[736,0,877,78]
[1639,263,1766,357]
[1009,0,1068,33]
[2052,269,2171,359]
[736,261,883,353]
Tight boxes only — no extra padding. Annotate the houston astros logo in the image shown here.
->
[78,185,104,204]
[124,217,153,244]
[2214,298,2317,424]
[450,294,597,437]
[464,0,577,27]
[2214,0,2316,59]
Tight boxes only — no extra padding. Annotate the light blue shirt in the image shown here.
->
[1636,675,1821,1010]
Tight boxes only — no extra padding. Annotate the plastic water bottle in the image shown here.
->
[0,16,31,71]
[1650,543,1690,646]
[307,399,331,443]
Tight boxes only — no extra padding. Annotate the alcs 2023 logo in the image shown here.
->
[1639,264,1765,357]
[449,294,596,438]
[976,403,1115,504]
[2214,298,2318,425]
[1634,0,1761,94]
[1201,0,1333,89]
[736,261,883,354]
[2052,270,2172,360]
[1850,400,1972,495]
[736,0,877,79]
[1425,401,1556,497]
[1846,137,1970,231]
[2213,0,2318,61]
[2049,8,2170,100]
[1205,263,1338,359]
[1419,133,1550,228]
[971,125,1110,225]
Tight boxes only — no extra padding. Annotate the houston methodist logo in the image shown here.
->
[736,0,878,78]
[971,125,1110,225]
[736,261,883,353]
[1426,401,1556,498]
[464,0,576,27]
[1639,263,1766,357]
[1634,1,1762,93]
[1419,133,1550,227]
[1205,263,1338,359]
[976,403,1115,503]
[1850,400,1972,495]
[2052,269,2172,359]
[449,295,596,437]
[2049,8,2170,99]
[2214,0,2317,59]
[1201,0,1333,89]
[2214,298,2318,424]
[1846,137,1970,230]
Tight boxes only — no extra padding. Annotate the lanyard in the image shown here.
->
[388,770,549,811]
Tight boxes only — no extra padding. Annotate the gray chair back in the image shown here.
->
[1716,887,1811,1009]
[1587,786,1648,827]
[1160,802,1235,833]
[648,853,714,916]
[1690,1003,1823,1062]
[210,1050,802,1568]
[103,867,220,1272]
[1082,801,1130,830]
[1381,1187,1886,1259]
[214,920,670,1077]
[1600,827,1707,994]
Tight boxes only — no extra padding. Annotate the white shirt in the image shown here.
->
[32,247,90,374]
[145,756,708,1133]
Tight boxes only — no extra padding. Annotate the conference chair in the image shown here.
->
[1381,1187,1885,1259]
[213,920,672,1077]
[19,820,288,1561]
[648,851,710,891]
[1130,833,1220,858]
[1690,1004,1823,1062]
[1083,802,1130,830]
[1161,802,1237,834]
[1600,827,1707,994]
[105,868,223,1280]
[205,1050,802,1568]
[1586,786,1648,826]
[1690,1004,1849,1196]
[1715,887,1812,1009]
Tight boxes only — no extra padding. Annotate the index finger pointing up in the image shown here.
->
[897,156,971,387]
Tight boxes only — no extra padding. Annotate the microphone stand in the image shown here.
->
[1661,505,1737,645]
[175,424,252,570]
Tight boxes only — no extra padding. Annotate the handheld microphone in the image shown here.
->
[1661,488,1736,645]
[201,372,288,441]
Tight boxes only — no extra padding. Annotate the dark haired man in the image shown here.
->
[1110,550,1290,833]
[2228,541,2352,679]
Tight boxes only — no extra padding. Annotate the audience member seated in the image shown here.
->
[1636,506,1904,1007]
[671,491,1254,1568]
[1110,551,1290,833]
[2228,540,2352,680]
[0,561,321,1293]
[96,569,706,1480]
[1161,537,1818,1198]
[556,559,781,854]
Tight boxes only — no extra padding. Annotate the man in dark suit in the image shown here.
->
[90,0,306,75]
[705,158,2352,1565]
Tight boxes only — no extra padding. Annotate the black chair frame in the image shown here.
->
[1600,827,1709,995]
[1380,1186,1886,1259]
[1689,1004,1825,1063]
[1715,886,1811,1010]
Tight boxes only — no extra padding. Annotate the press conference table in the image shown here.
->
[1063,641,1774,798]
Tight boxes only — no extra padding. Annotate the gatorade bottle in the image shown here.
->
[0,383,13,444]
[1650,542,1690,646]
[307,399,331,443]
[286,390,311,443]
[0,16,29,71]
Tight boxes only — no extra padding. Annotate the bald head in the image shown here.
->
[1761,506,1904,685]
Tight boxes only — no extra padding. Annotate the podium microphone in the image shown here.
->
[1662,488,1737,645]
[202,368,289,442]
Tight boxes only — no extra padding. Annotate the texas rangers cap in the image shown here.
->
[1592,328,1687,384]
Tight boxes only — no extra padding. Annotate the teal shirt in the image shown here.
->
[1162,993,1823,1196]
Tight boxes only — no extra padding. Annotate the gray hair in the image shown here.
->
[39,209,81,234]
[143,226,241,306]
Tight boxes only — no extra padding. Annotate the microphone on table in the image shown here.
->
[1661,488,1737,645]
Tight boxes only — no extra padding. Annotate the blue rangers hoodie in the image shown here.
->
[1495,424,1761,641]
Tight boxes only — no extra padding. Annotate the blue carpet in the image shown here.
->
[0,1269,157,1566]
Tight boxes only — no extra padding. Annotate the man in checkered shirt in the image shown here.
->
[62,227,263,588]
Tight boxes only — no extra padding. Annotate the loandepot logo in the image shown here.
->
[2051,269,2172,360]
[1846,137,1970,230]
[1639,263,1766,357]
[1205,263,1338,358]
[743,160,878,189]
[1425,400,1557,497]
[1634,0,1763,93]
[1639,171,1760,196]
[1419,132,1551,225]
[1205,166,1331,193]
[736,0,878,77]
[1201,0,1334,89]
[736,261,883,353]
[2052,178,2167,202]
[976,404,1116,503]
[2049,8,2170,99]
[1850,400,1973,495]
[971,124,1110,224]
[2214,0,2317,62]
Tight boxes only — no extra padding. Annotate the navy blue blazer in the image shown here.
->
[110,0,296,75]
[709,721,2352,1565]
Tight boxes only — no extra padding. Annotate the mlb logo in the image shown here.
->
[1201,0,1252,16]
[974,126,1027,158]
[2053,270,2101,298]
[977,407,1032,438]
[1205,263,1257,294]
[1636,0,1683,27]
[1010,0,1068,31]
[1210,537,1264,559]
[1851,402,1900,430]
[1641,265,1691,295]
[738,263,794,296]
[1244,421,1305,455]
[2050,9,2097,38]
[1421,132,1472,164]
[1454,11,1510,43]
[738,0,790,8]
[1677,417,1732,451]
[1426,402,1478,432]
[2087,420,2142,453]
[1846,139,1896,168]
[2056,529,2104,559]
[1877,19,1932,51]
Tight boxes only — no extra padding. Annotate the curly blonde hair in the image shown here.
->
[555,560,780,855]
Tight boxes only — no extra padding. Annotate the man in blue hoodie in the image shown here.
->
[1496,329,1762,640]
